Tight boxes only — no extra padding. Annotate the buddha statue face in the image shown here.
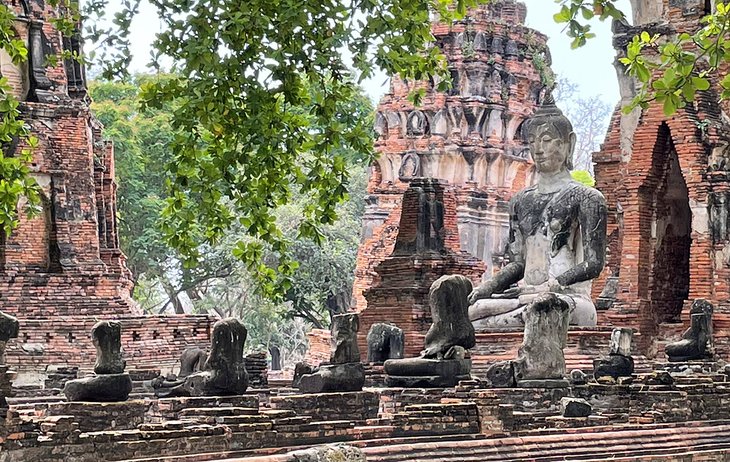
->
[528,122,574,175]
[525,97,576,175]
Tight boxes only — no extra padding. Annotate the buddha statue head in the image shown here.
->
[525,92,576,174]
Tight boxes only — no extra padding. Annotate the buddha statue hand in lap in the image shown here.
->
[468,93,607,328]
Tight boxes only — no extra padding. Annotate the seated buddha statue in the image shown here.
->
[468,94,607,328]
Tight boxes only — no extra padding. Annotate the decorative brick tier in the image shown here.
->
[353,0,552,318]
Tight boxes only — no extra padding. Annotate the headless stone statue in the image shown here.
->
[665,299,714,362]
[367,323,405,363]
[0,311,19,365]
[183,318,249,396]
[468,94,607,328]
[384,275,475,387]
[153,318,249,397]
[92,321,126,374]
[179,347,208,377]
[512,293,570,385]
[483,293,571,388]
[298,313,365,393]
[63,321,132,402]
[330,313,360,364]
[594,327,635,380]
[423,275,475,358]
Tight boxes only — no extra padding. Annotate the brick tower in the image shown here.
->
[352,0,552,313]
[0,0,213,377]
[593,0,730,356]
[358,179,485,357]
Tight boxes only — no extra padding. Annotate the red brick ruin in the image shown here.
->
[593,0,730,357]
[352,1,548,310]
[0,0,214,380]
[5,0,730,461]
[312,1,553,360]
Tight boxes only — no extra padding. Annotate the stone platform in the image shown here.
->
[3,363,730,461]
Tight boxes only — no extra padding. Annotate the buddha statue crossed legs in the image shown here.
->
[468,95,607,328]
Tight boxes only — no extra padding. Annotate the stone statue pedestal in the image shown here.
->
[298,363,366,393]
[384,357,471,388]
[63,373,133,402]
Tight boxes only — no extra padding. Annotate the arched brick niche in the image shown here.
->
[593,102,727,354]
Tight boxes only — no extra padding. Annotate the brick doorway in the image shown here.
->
[639,124,692,325]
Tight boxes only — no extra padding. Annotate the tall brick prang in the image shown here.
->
[352,0,551,316]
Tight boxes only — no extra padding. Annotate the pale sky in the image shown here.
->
[123,0,632,106]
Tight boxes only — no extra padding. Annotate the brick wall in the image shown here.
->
[5,315,214,373]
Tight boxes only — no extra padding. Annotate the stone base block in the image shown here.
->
[383,358,471,376]
[385,374,471,388]
[517,379,569,388]
[383,358,471,388]
[63,373,132,402]
[594,354,634,380]
[299,363,365,393]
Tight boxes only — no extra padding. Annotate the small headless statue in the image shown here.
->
[468,94,607,328]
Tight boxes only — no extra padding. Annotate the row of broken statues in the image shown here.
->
[294,275,716,393]
[0,311,251,403]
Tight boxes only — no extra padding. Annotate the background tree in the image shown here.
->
[554,77,612,174]
[90,76,238,314]
[91,74,371,365]
[553,0,730,115]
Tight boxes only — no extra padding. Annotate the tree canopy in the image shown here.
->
[2,0,729,294]
[91,75,370,365]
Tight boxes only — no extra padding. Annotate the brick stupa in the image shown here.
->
[359,178,485,357]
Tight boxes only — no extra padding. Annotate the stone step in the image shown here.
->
[362,421,730,461]
[178,407,260,417]
[125,433,485,461]
[259,409,296,419]
[214,415,273,425]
